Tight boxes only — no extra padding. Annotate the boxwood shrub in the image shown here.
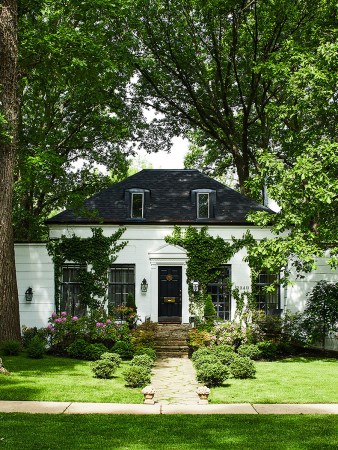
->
[91,359,118,379]
[230,356,256,379]
[196,361,229,387]
[123,365,151,388]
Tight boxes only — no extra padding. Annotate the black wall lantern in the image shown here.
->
[25,287,33,302]
[141,278,148,293]
[192,280,199,292]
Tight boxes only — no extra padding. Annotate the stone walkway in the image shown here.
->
[150,357,200,405]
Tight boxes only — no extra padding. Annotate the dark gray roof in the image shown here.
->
[46,169,272,225]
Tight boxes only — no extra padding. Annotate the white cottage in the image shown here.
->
[15,169,338,335]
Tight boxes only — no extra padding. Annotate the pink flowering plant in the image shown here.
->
[209,321,248,347]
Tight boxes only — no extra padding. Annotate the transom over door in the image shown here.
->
[158,266,182,323]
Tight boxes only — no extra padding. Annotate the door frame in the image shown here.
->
[158,266,182,323]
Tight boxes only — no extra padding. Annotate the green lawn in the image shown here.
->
[211,356,338,404]
[0,414,337,449]
[1,355,337,404]
[0,355,142,403]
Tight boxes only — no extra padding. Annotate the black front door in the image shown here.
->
[158,266,182,323]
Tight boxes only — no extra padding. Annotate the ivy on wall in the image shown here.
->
[165,226,244,315]
[47,227,127,312]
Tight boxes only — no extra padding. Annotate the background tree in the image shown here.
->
[121,0,320,194]
[15,0,146,241]
[0,0,21,340]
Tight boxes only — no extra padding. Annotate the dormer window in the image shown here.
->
[192,189,216,219]
[131,193,144,218]
[126,188,150,219]
[197,193,209,218]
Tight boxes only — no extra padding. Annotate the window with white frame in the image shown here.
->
[108,264,135,313]
[60,264,87,316]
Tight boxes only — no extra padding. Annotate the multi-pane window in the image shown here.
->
[207,265,231,320]
[197,193,209,218]
[131,193,144,218]
[60,264,87,317]
[108,264,135,312]
[255,272,281,315]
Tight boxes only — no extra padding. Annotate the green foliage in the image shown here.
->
[303,280,338,348]
[1,340,21,356]
[134,347,157,361]
[126,293,137,310]
[123,365,151,388]
[165,226,241,315]
[212,345,237,366]
[196,361,229,387]
[237,344,261,360]
[47,227,127,311]
[91,359,118,379]
[204,294,216,326]
[100,352,122,367]
[26,336,46,359]
[132,322,158,349]
[256,341,279,360]
[130,354,154,371]
[66,339,108,361]
[21,326,48,349]
[230,356,256,379]
[111,340,134,360]
[192,354,219,371]
[188,328,212,350]
[191,347,212,363]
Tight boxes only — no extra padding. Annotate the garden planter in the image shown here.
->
[196,386,210,404]
[142,385,156,404]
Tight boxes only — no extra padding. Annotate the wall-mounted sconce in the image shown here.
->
[192,280,199,292]
[25,287,33,302]
[141,278,148,293]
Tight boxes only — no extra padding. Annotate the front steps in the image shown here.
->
[154,324,191,358]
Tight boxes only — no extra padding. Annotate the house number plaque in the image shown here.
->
[164,297,176,303]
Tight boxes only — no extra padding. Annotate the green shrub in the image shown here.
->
[111,340,134,359]
[123,365,151,388]
[188,328,212,350]
[237,344,261,360]
[192,353,219,370]
[230,356,256,379]
[212,345,236,365]
[191,347,212,363]
[1,339,21,356]
[132,322,158,349]
[67,339,89,359]
[100,352,122,367]
[204,294,216,325]
[134,347,157,361]
[21,326,48,348]
[84,343,109,361]
[26,336,45,359]
[257,340,279,360]
[196,361,229,387]
[130,354,154,370]
[91,359,118,379]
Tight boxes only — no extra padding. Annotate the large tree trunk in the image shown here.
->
[0,0,21,341]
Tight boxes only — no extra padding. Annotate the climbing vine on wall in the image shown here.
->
[165,226,245,315]
[47,227,127,312]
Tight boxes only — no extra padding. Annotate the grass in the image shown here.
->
[211,356,338,404]
[0,414,337,449]
[1,354,337,404]
[0,355,142,403]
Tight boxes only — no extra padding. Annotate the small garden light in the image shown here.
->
[25,287,34,302]
[141,278,148,293]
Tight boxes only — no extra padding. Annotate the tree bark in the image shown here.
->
[0,0,21,341]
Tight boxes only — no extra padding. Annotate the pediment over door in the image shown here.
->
[148,243,187,264]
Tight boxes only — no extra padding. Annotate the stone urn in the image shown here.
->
[142,385,156,404]
[196,386,210,404]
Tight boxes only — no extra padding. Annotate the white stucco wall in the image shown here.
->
[15,225,338,338]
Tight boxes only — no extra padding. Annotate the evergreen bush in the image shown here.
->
[134,347,157,361]
[204,294,216,326]
[91,359,118,379]
[84,343,109,361]
[100,352,122,367]
[26,336,45,359]
[123,365,151,388]
[196,361,229,387]
[111,340,134,359]
[256,340,278,360]
[1,339,21,356]
[230,356,256,379]
[130,354,154,371]
[237,344,261,360]
[191,347,212,363]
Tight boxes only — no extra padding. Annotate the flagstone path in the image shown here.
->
[150,357,200,405]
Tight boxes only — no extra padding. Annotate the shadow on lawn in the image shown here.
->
[277,356,338,364]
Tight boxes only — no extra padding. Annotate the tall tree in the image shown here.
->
[0,0,21,340]
[15,0,144,241]
[120,0,318,193]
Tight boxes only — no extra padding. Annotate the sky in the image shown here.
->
[132,136,189,169]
